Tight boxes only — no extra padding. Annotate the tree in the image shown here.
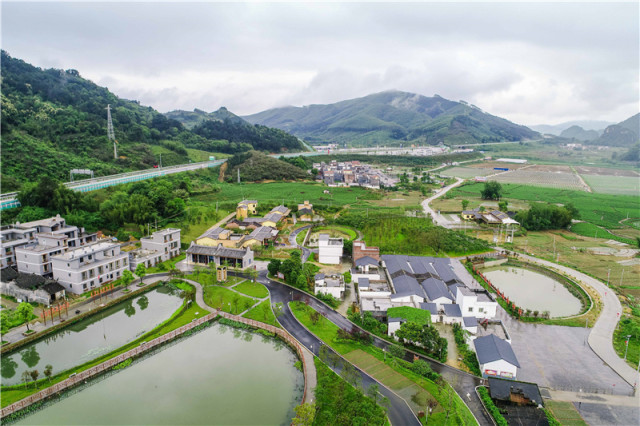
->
[232,294,240,314]
[388,345,406,359]
[16,302,34,331]
[121,269,134,289]
[292,403,316,426]
[267,259,281,276]
[366,383,380,403]
[296,273,308,291]
[340,362,361,388]
[343,271,352,284]
[44,364,53,382]
[29,369,40,387]
[498,200,508,212]
[21,370,31,389]
[461,199,470,210]
[480,181,503,200]
[273,302,284,318]
[135,263,147,284]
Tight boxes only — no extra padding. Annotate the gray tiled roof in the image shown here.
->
[463,316,478,327]
[443,303,462,317]
[419,302,439,315]
[186,243,249,259]
[315,273,325,280]
[393,275,423,297]
[474,334,520,367]
[270,205,290,215]
[422,278,453,302]
[388,317,406,323]
[355,256,378,267]
[358,277,370,288]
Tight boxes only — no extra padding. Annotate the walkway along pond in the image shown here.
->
[1,285,183,386]
[1,312,310,423]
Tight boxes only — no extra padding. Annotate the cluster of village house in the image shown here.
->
[314,240,520,381]
[314,160,392,188]
[1,201,519,381]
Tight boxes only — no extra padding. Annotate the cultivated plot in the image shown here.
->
[581,174,640,196]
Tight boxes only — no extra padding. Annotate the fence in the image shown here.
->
[1,310,310,420]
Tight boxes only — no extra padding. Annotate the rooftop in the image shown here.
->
[474,334,520,367]
[54,241,118,260]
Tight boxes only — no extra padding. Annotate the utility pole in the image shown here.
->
[237,168,240,184]
[106,104,117,159]
[607,268,611,287]
[159,153,162,168]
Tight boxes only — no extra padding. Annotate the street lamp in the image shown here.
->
[624,335,632,361]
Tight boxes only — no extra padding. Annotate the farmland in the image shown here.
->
[449,183,640,231]
[490,168,587,191]
[581,174,640,196]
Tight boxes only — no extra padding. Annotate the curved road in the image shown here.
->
[259,271,492,425]
[507,251,640,387]
[289,224,315,263]
[421,177,464,228]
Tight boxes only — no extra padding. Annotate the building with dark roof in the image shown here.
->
[186,243,253,269]
[0,267,66,304]
[488,377,542,406]
[474,334,520,380]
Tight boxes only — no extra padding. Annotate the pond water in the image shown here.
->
[482,266,582,317]
[17,324,304,425]
[1,286,183,385]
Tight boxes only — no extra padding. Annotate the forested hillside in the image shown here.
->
[591,114,639,147]
[0,51,304,190]
[244,90,539,147]
[165,107,248,129]
[224,151,309,182]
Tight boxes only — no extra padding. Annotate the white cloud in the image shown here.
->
[2,2,637,125]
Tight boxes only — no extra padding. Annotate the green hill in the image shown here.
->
[591,114,639,147]
[0,51,305,190]
[243,90,539,147]
[224,151,308,182]
[559,125,599,141]
[165,107,248,129]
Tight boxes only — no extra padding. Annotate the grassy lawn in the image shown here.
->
[233,280,269,298]
[387,307,431,325]
[545,400,587,426]
[183,273,244,287]
[242,300,280,328]
[290,302,476,426]
[310,225,358,241]
[203,286,257,314]
[192,181,372,207]
[169,208,232,244]
[1,285,207,408]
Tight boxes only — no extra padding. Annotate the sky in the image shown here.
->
[2,1,638,126]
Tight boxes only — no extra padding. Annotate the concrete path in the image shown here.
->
[289,224,314,263]
[421,177,464,228]
[549,389,639,407]
[507,251,640,388]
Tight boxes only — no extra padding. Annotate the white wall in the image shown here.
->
[480,359,518,380]
[388,321,402,336]
[315,286,343,299]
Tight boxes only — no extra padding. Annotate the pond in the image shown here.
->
[482,266,582,317]
[1,286,184,386]
[16,323,304,425]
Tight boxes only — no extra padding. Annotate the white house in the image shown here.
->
[456,286,497,319]
[314,273,345,299]
[318,234,343,264]
[129,228,181,270]
[387,317,406,336]
[473,334,520,380]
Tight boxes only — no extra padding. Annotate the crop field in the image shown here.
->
[581,174,640,196]
[194,182,371,206]
[569,222,634,245]
[467,161,529,170]
[491,169,588,191]
[450,183,640,230]
[440,166,495,178]
[574,166,639,177]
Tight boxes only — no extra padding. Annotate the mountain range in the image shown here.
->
[0,52,304,189]
[529,120,613,136]
[242,90,540,147]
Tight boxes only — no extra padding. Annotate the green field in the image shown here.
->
[203,286,257,314]
[193,182,371,207]
[545,400,587,426]
[242,300,279,327]
[582,174,640,196]
[233,280,269,298]
[450,182,640,230]
[185,148,233,162]
[570,222,634,245]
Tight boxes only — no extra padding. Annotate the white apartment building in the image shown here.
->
[16,234,68,276]
[52,241,128,294]
[1,226,37,268]
[456,286,498,319]
[129,228,181,270]
[318,234,343,264]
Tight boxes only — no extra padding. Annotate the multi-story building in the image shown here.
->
[1,225,37,269]
[129,228,181,270]
[51,241,129,294]
[318,234,344,264]
[15,234,68,276]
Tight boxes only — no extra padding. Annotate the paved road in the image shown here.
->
[507,250,640,388]
[259,271,491,425]
[421,177,464,228]
[289,224,314,263]
[259,273,421,426]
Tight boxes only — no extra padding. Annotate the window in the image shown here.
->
[123,259,127,266]
[479,307,484,313]
[98,266,104,274]
[82,283,87,290]
[115,260,120,268]
[82,271,87,280]
[468,307,473,312]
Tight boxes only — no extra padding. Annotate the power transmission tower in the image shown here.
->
[107,104,117,159]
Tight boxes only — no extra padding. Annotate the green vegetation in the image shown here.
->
[582,174,640,196]
[313,357,387,426]
[450,182,640,231]
[0,304,37,334]
[395,321,447,363]
[516,203,576,231]
[146,254,187,274]
[570,222,634,245]
[613,303,640,368]
[386,307,432,326]
[268,253,319,292]
[233,280,269,298]
[1,283,207,407]
[452,323,480,375]
[347,309,388,338]
[311,225,358,241]
[203,286,257,314]
[224,151,309,182]
[242,300,280,328]
[480,181,503,200]
[477,387,508,426]
[337,211,490,256]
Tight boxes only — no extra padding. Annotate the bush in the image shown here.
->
[477,387,508,426]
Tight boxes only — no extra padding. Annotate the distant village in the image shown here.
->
[313,160,398,188]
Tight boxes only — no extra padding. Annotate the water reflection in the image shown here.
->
[20,346,40,368]
[137,295,149,311]
[1,356,18,378]
[124,301,136,318]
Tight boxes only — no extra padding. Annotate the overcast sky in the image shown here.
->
[2,1,638,125]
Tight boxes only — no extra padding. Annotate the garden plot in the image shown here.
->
[581,174,640,196]
[467,161,529,170]
[574,166,639,177]
[491,170,587,191]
